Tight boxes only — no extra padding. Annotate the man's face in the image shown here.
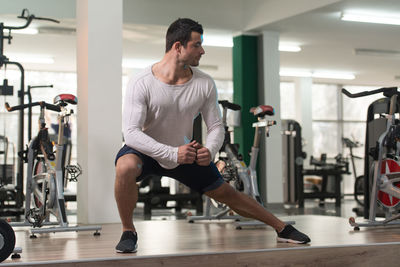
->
[180,31,205,66]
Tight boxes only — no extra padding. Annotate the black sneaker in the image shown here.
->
[276,225,311,244]
[116,231,138,253]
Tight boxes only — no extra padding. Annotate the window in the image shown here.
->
[280,82,295,120]
[312,84,339,157]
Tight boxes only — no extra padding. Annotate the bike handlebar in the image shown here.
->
[5,101,61,112]
[28,16,60,24]
[17,8,60,23]
[342,87,398,98]
[218,100,241,111]
[3,8,59,31]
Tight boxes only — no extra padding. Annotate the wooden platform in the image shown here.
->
[3,215,400,266]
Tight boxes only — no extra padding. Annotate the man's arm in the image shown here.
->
[199,81,224,164]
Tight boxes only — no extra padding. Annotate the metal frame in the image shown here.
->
[9,100,101,237]
[343,87,400,230]
[188,102,295,229]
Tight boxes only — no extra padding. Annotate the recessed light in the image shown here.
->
[354,48,400,58]
[341,11,400,26]
[7,53,54,64]
[279,44,301,52]
[280,69,355,80]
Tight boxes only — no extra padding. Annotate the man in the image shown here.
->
[114,18,310,253]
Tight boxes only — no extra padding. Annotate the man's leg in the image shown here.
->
[205,183,285,231]
[115,153,142,231]
[114,153,142,252]
[205,183,311,244]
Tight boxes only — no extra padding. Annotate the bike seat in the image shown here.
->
[250,105,274,117]
[54,94,78,106]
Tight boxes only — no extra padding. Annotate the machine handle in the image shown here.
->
[5,101,61,112]
[342,87,398,98]
[218,100,241,111]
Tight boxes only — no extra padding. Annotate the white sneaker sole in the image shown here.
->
[116,244,138,253]
[277,237,307,244]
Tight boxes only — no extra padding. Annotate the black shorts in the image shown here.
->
[115,145,224,194]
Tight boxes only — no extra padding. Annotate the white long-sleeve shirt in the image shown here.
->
[123,66,224,169]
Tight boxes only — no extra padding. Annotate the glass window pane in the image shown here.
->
[215,80,233,103]
[280,82,295,120]
[312,84,338,120]
[342,121,366,195]
[312,121,339,157]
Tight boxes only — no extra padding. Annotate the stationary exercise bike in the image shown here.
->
[1,9,60,216]
[343,87,400,230]
[6,94,101,237]
[188,100,294,228]
[187,100,243,222]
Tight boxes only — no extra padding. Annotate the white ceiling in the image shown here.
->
[262,0,400,86]
[1,0,400,87]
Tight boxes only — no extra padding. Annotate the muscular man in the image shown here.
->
[114,18,310,253]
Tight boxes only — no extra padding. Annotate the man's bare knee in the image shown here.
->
[115,154,143,183]
[205,183,237,203]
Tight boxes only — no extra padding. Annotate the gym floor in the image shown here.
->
[3,197,400,266]
[131,196,359,222]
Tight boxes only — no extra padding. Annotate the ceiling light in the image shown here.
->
[203,35,233,47]
[202,33,302,53]
[355,48,400,58]
[3,28,39,35]
[280,69,312,77]
[280,69,355,80]
[279,44,301,52]
[202,35,302,53]
[312,71,355,80]
[341,12,400,26]
[7,53,54,64]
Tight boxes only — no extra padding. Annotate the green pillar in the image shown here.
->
[233,35,259,165]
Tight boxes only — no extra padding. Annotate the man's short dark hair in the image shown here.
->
[165,18,203,52]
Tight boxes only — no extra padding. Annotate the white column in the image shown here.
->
[259,31,283,203]
[76,0,122,224]
[294,77,313,167]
